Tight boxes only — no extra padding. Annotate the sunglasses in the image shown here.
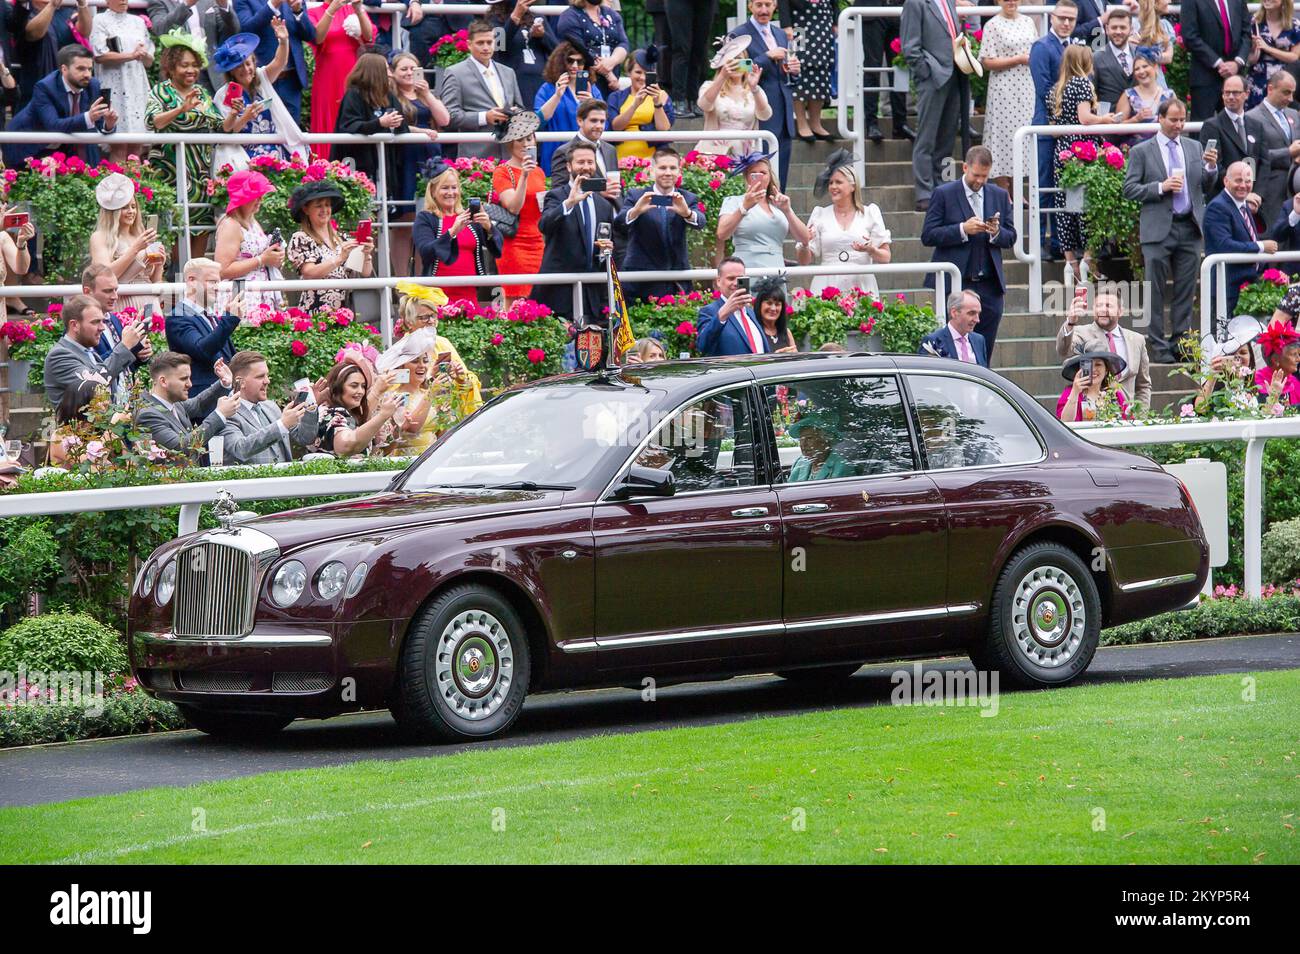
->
[567,58,585,66]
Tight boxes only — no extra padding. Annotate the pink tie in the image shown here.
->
[956,335,973,363]
[1216,0,1233,57]
[1106,331,1117,354]
[935,0,958,39]
[1241,205,1257,240]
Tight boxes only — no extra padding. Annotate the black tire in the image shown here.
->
[774,664,861,683]
[974,541,1102,688]
[392,584,531,743]
[177,705,293,739]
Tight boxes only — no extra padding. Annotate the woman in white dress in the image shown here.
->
[978,0,1039,193]
[696,37,771,157]
[797,151,891,298]
[90,0,155,162]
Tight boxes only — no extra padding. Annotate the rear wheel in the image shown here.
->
[177,705,293,740]
[974,542,1101,688]
[392,584,531,743]
[775,664,861,683]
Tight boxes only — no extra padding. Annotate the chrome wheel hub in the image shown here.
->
[1010,565,1086,669]
[435,610,513,720]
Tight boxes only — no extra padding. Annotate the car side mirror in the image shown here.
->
[611,465,675,500]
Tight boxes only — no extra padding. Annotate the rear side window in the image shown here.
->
[907,374,1042,470]
[763,375,916,482]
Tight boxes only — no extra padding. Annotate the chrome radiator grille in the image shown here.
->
[173,540,258,638]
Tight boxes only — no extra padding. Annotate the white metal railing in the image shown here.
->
[1011,122,1204,312]
[1200,251,1300,341]
[1069,416,1300,599]
[2,417,1286,600]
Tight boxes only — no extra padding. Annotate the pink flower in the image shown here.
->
[1104,149,1124,170]
[872,299,885,312]
[890,37,902,55]
[85,440,107,462]
[713,154,732,170]
[526,348,545,364]
[1071,140,1098,162]
[820,286,842,300]
[1180,403,1195,418]
[1261,267,1288,284]
[293,318,312,332]
[48,303,63,315]
[709,179,721,190]
[675,321,696,336]
[290,339,308,357]
[1058,150,1072,162]
[491,332,504,345]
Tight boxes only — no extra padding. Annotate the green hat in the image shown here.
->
[159,27,208,68]
[788,408,840,440]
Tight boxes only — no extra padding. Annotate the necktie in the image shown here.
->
[934,0,957,39]
[969,188,982,220]
[578,198,593,264]
[956,335,973,363]
[484,66,505,109]
[1241,204,1257,240]
[1273,106,1291,137]
[738,309,760,353]
[1117,49,1129,73]
[1106,331,1117,354]
[1166,139,1190,215]
[1216,0,1233,57]
[68,89,80,117]
[760,24,776,50]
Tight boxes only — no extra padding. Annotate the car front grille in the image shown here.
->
[177,671,255,692]
[172,540,259,638]
[272,672,332,693]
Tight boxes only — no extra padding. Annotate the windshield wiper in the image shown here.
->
[486,481,575,491]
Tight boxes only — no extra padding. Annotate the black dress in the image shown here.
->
[782,0,834,102]
[332,88,409,195]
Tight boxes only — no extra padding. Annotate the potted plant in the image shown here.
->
[1233,268,1295,318]
[872,293,939,353]
[1056,139,1142,278]
[888,38,910,93]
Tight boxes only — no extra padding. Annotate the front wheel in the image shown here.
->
[972,542,1101,688]
[392,584,531,743]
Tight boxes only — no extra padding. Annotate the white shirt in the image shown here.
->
[947,323,976,363]
[1098,324,1129,365]
[577,133,608,174]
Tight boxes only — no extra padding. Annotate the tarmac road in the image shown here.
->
[1,633,1296,808]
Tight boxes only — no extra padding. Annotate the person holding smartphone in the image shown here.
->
[286,180,373,313]
[494,129,548,306]
[617,145,706,303]
[413,163,503,305]
[606,47,675,163]
[534,41,605,175]
[89,172,166,319]
[331,52,411,186]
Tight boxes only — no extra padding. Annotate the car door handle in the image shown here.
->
[791,503,830,514]
[731,507,769,517]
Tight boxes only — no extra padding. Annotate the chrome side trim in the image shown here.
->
[1118,573,1198,593]
[558,604,982,653]
[134,630,333,649]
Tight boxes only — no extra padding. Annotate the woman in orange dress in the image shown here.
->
[492,126,547,306]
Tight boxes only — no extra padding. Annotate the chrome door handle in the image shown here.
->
[791,503,830,514]
[731,507,769,517]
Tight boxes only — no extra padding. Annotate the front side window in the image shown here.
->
[631,388,758,492]
[907,374,1042,470]
[763,375,916,482]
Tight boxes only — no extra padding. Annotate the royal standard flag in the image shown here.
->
[609,259,635,362]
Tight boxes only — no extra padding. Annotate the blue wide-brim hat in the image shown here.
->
[213,33,261,74]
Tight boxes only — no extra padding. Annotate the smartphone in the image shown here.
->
[524,145,537,163]
[1206,138,1218,155]
[224,82,244,108]
[468,198,482,214]
[393,369,411,385]
[142,303,155,323]
[434,351,453,369]
[575,70,589,94]
[99,87,111,108]
[735,276,750,295]
[354,219,373,244]
[269,228,283,247]
[597,222,611,241]
[582,177,607,193]
[2,211,27,231]
[145,214,158,233]
[294,390,309,406]
[650,193,672,207]
[232,278,247,300]
[736,58,752,73]
[645,70,658,87]
[106,36,121,54]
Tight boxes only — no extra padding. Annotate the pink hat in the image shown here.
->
[225,170,275,214]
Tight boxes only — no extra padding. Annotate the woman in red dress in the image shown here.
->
[492,131,546,307]
[413,166,504,306]
[310,0,374,160]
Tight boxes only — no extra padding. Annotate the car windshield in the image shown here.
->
[397,382,665,491]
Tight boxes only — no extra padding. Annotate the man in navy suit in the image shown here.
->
[730,0,798,188]
[3,46,119,170]
[921,146,1017,357]
[165,258,243,407]
[83,264,152,400]
[1030,2,1079,259]
[617,146,706,303]
[533,143,617,325]
[1269,192,1300,249]
[918,290,989,367]
[235,0,314,122]
[696,258,770,357]
[1204,161,1277,319]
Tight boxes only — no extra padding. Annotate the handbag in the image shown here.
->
[484,165,522,239]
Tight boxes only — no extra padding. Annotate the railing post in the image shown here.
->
[377,140,393,348]
[1243,434,1265,599]
[175,140,191,270]
[1216,261,1227,340]
[572,279,584,323]
[1028,131,1043,313]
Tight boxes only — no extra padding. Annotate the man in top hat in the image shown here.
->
[3,45,120,169]
[147,0,242,91]
[730,1,799,189]
[438,17,524,160]
[234,0,314,121]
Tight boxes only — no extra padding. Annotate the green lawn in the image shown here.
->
[3,670,1298,864]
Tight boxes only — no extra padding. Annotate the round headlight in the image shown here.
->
[271,560,307,607]
[346,562,368,598]
[155,559,176,606]
[315,561,348,600]
[138,560,158,598]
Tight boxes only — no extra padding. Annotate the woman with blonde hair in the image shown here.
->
[797,151,891,297]
[412,165,502,306]
[716,151,810,271]
[696,38,771,157]
[1135,0,1176,81]
[1050,44,1120,284]
[1247,0,1300,108]
[88,172,165,316]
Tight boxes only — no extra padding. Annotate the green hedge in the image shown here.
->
[0,687,183,748]
[1102,594,1300,646]
[0,612,127,674]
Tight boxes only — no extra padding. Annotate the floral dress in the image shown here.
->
[215,81,288,162]
[1052,75,1098,255]
[146,81,223,227]
[1123,85,1175,141]
[979,14,1038,179]
[90,11,154,135]
[287,230,350,313]
[1248,17,1300,109]
[217,219,284,312]
[697,84,771,156]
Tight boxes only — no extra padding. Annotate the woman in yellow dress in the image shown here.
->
[606,48,674,163]
[382,282,482,456]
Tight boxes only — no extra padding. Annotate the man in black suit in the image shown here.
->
[533,142,617,326]
[920,146,1017,357]
[1199,74,1268,199]
[1182,0,1252,122]
[854,0,911,142]
[616,146,706,303]
[1091,10,1137,111]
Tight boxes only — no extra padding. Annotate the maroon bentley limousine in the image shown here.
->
[128,354,1208,741]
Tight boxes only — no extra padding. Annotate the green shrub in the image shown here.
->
[0,687,183,748]
[1102,594,1300,646]
[1262,518,1300,587]
[0,613,127,674]
[0,521,61,624]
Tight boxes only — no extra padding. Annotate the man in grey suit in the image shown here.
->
[901,0,964,211]
[1246,70,1300,227]
[43,295,149,409]
[205,350,318,465]
[1090,11,1137,111]
[437,18,523,160]
[1122,98,1219,363]
[135,351,238,461]
[147,0,241,91]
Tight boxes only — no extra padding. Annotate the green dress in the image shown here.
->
[788,451,855,483]
[145,81,223,227]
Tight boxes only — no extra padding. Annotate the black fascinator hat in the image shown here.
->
[814,149,859,198]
